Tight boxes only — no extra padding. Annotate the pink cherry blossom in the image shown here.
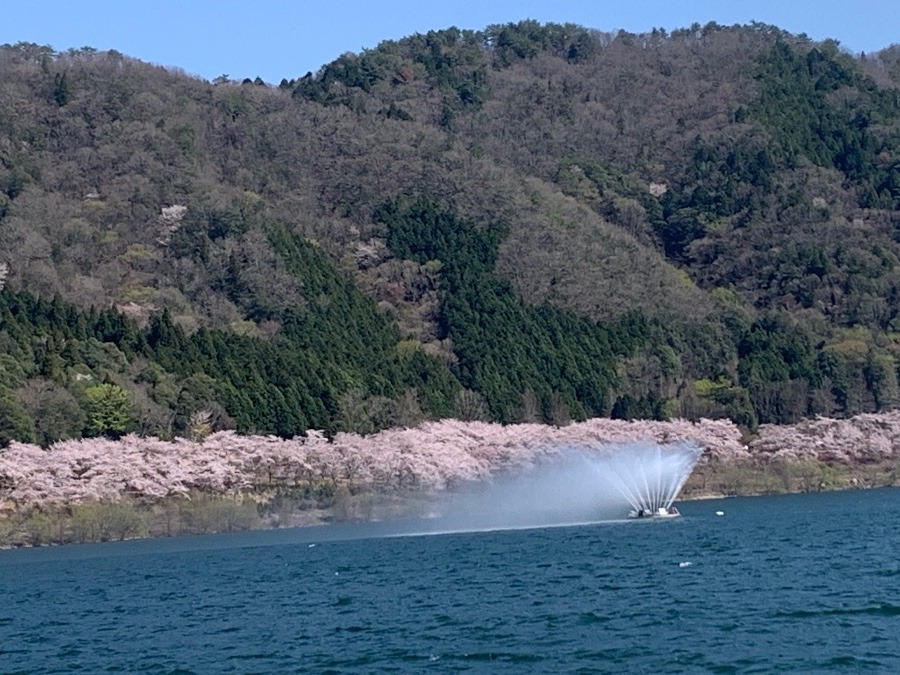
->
[2,413,898,510]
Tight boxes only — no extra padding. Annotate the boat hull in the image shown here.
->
[628,507,681,519]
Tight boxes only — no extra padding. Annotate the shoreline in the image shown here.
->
[3,412,900,548]
[2,457,897,549]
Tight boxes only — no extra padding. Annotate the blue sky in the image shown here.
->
[2,1,897,83]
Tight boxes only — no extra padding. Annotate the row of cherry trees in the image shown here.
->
[0,417,739,507]
[2,413,898,509]
[751,411,900,464]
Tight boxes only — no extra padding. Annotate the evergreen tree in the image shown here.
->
[83,383,135,439]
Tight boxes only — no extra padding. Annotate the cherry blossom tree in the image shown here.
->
[2,413,899,512]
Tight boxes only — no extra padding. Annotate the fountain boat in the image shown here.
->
[628,506,681,519]
[598,442,700,521]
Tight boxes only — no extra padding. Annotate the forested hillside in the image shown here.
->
[2,21,900,446]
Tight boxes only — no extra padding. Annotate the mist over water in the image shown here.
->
[405,441,702,535]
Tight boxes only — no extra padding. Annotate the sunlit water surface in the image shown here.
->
[2,488,899,673]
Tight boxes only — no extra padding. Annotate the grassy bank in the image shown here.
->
[0,485,437,548]
[682,458,900,499]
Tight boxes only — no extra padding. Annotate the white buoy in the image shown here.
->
[715,511,725,516]
[679,561,692,568]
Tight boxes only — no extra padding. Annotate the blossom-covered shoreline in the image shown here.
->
[2,414,899,545]
[0,417,745,508]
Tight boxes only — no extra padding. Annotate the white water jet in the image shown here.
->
[417,440,703,533]
[594,441,703,517]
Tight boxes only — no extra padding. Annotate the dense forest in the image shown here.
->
[2,21,900,447]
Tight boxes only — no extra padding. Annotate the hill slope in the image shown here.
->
[2,22,900,445]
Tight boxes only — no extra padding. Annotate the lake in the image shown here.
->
[1,488,899,673]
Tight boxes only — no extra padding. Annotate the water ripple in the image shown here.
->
[0,489,898,672]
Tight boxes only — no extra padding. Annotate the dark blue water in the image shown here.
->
[2,488,899,673]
